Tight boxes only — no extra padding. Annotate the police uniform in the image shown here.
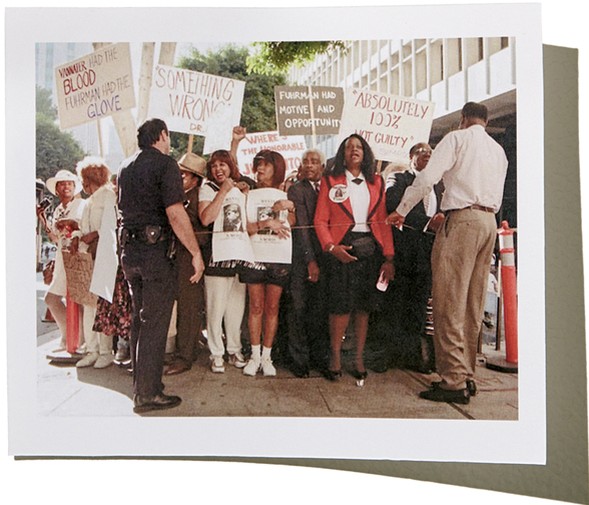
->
[118,147,185,398]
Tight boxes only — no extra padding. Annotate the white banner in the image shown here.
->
[149,64,245,145]
[235,131,306,179]
[55,43,135,130]
[246,188,292,264]
[211,188,254,263]
[338,89,435,164]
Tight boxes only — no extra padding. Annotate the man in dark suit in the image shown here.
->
[285,149,329,377]
[384,142,444,373]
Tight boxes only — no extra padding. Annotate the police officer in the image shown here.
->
[118,118,205,414]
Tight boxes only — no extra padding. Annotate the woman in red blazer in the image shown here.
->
[314,134,394,383]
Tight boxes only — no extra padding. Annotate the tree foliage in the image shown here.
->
[246,41,346,76]
[36,86,85,181]
[171,45,287,157]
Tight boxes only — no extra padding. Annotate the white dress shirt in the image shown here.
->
[396,124,508,216]
[345,170,370,232]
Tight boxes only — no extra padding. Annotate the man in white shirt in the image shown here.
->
[387,102,508,404]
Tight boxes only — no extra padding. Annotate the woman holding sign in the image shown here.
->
[198,150,254,374]
[314,134,395,385]
[240,149,295,377]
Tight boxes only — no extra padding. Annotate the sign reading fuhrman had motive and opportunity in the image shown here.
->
[55,43,136,130]
[274,86,344,136]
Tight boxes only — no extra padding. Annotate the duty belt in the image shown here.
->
[120,225,171,246]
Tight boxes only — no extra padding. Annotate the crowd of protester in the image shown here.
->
[37,101,507,412]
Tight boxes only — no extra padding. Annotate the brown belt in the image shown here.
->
[447,204,495,214]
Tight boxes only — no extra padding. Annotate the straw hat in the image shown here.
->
[178,152,206,178]
[45,170,82,196]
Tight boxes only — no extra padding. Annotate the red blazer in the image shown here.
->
[314,172,394,257]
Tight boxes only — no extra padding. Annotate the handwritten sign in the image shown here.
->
[149,64,245,140]
[235,131,307,178]
[338,89,435,163]
[275,86,344,136]
[55,43,135,130]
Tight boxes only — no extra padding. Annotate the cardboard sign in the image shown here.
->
[235,131,307,178]
[275,86,344,136]
[149,64,245,142]
[55,43,135,129]
[338,88,435,163]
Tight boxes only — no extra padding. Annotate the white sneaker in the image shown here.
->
[94,354,114,369]
[210,356,225,373]
[261,357,276,377]
[227,352,247,369]
[243,358,260,376]
[76,352,99,368]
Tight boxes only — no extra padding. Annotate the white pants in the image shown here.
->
[205,275,246,358]
[82,304,111,355]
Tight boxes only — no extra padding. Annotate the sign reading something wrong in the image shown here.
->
[148,64,245,140]
[55,43,136,130]
[338,88,435,163]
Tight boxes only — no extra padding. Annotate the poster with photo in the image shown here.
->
[211,188,254,263]
[246,187,292,263]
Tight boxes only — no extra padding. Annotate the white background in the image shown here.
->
[1,0,586,504]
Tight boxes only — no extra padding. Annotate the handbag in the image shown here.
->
[42,260,55,285]
[62,251,97,307]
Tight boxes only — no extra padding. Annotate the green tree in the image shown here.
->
[171,45,287,157]
[36,86,85,181]
[246,41,346,76]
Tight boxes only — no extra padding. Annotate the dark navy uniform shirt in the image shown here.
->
[117,147,185,230]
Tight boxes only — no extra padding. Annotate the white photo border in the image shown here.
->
[6,4,545,463]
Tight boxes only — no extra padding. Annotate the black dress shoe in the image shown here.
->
[290,363,310,378]
[431,379,477,397]
[419,387,470,404]
[351,369,368,380]
[164,361,191,376]
[133,393,182,413]
[322,369,342,381]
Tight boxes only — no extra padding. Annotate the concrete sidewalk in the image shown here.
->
[37,328,518,419]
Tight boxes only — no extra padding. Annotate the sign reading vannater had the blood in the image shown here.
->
[338,89,435,163]
[55,43,135,130]
[149,64,245,142]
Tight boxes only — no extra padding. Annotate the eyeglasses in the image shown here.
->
[413,148,432,156]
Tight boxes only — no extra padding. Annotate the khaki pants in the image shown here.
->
[431,208,497,390]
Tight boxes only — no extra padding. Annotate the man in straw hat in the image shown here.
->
[43,169,86,353]
[118,119,205,413]
[164,152,207,376]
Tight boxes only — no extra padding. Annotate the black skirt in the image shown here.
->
[325,232,383,314]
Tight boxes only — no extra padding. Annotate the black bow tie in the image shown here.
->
[352,178,363,185]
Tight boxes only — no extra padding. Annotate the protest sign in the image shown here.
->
[55,43,135,130]
[246,188,292,264]
[211,188,255,263]
[149,64,245,145]
[275,86,344,136]
[338,88,435,163]
[235,131,307,178]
